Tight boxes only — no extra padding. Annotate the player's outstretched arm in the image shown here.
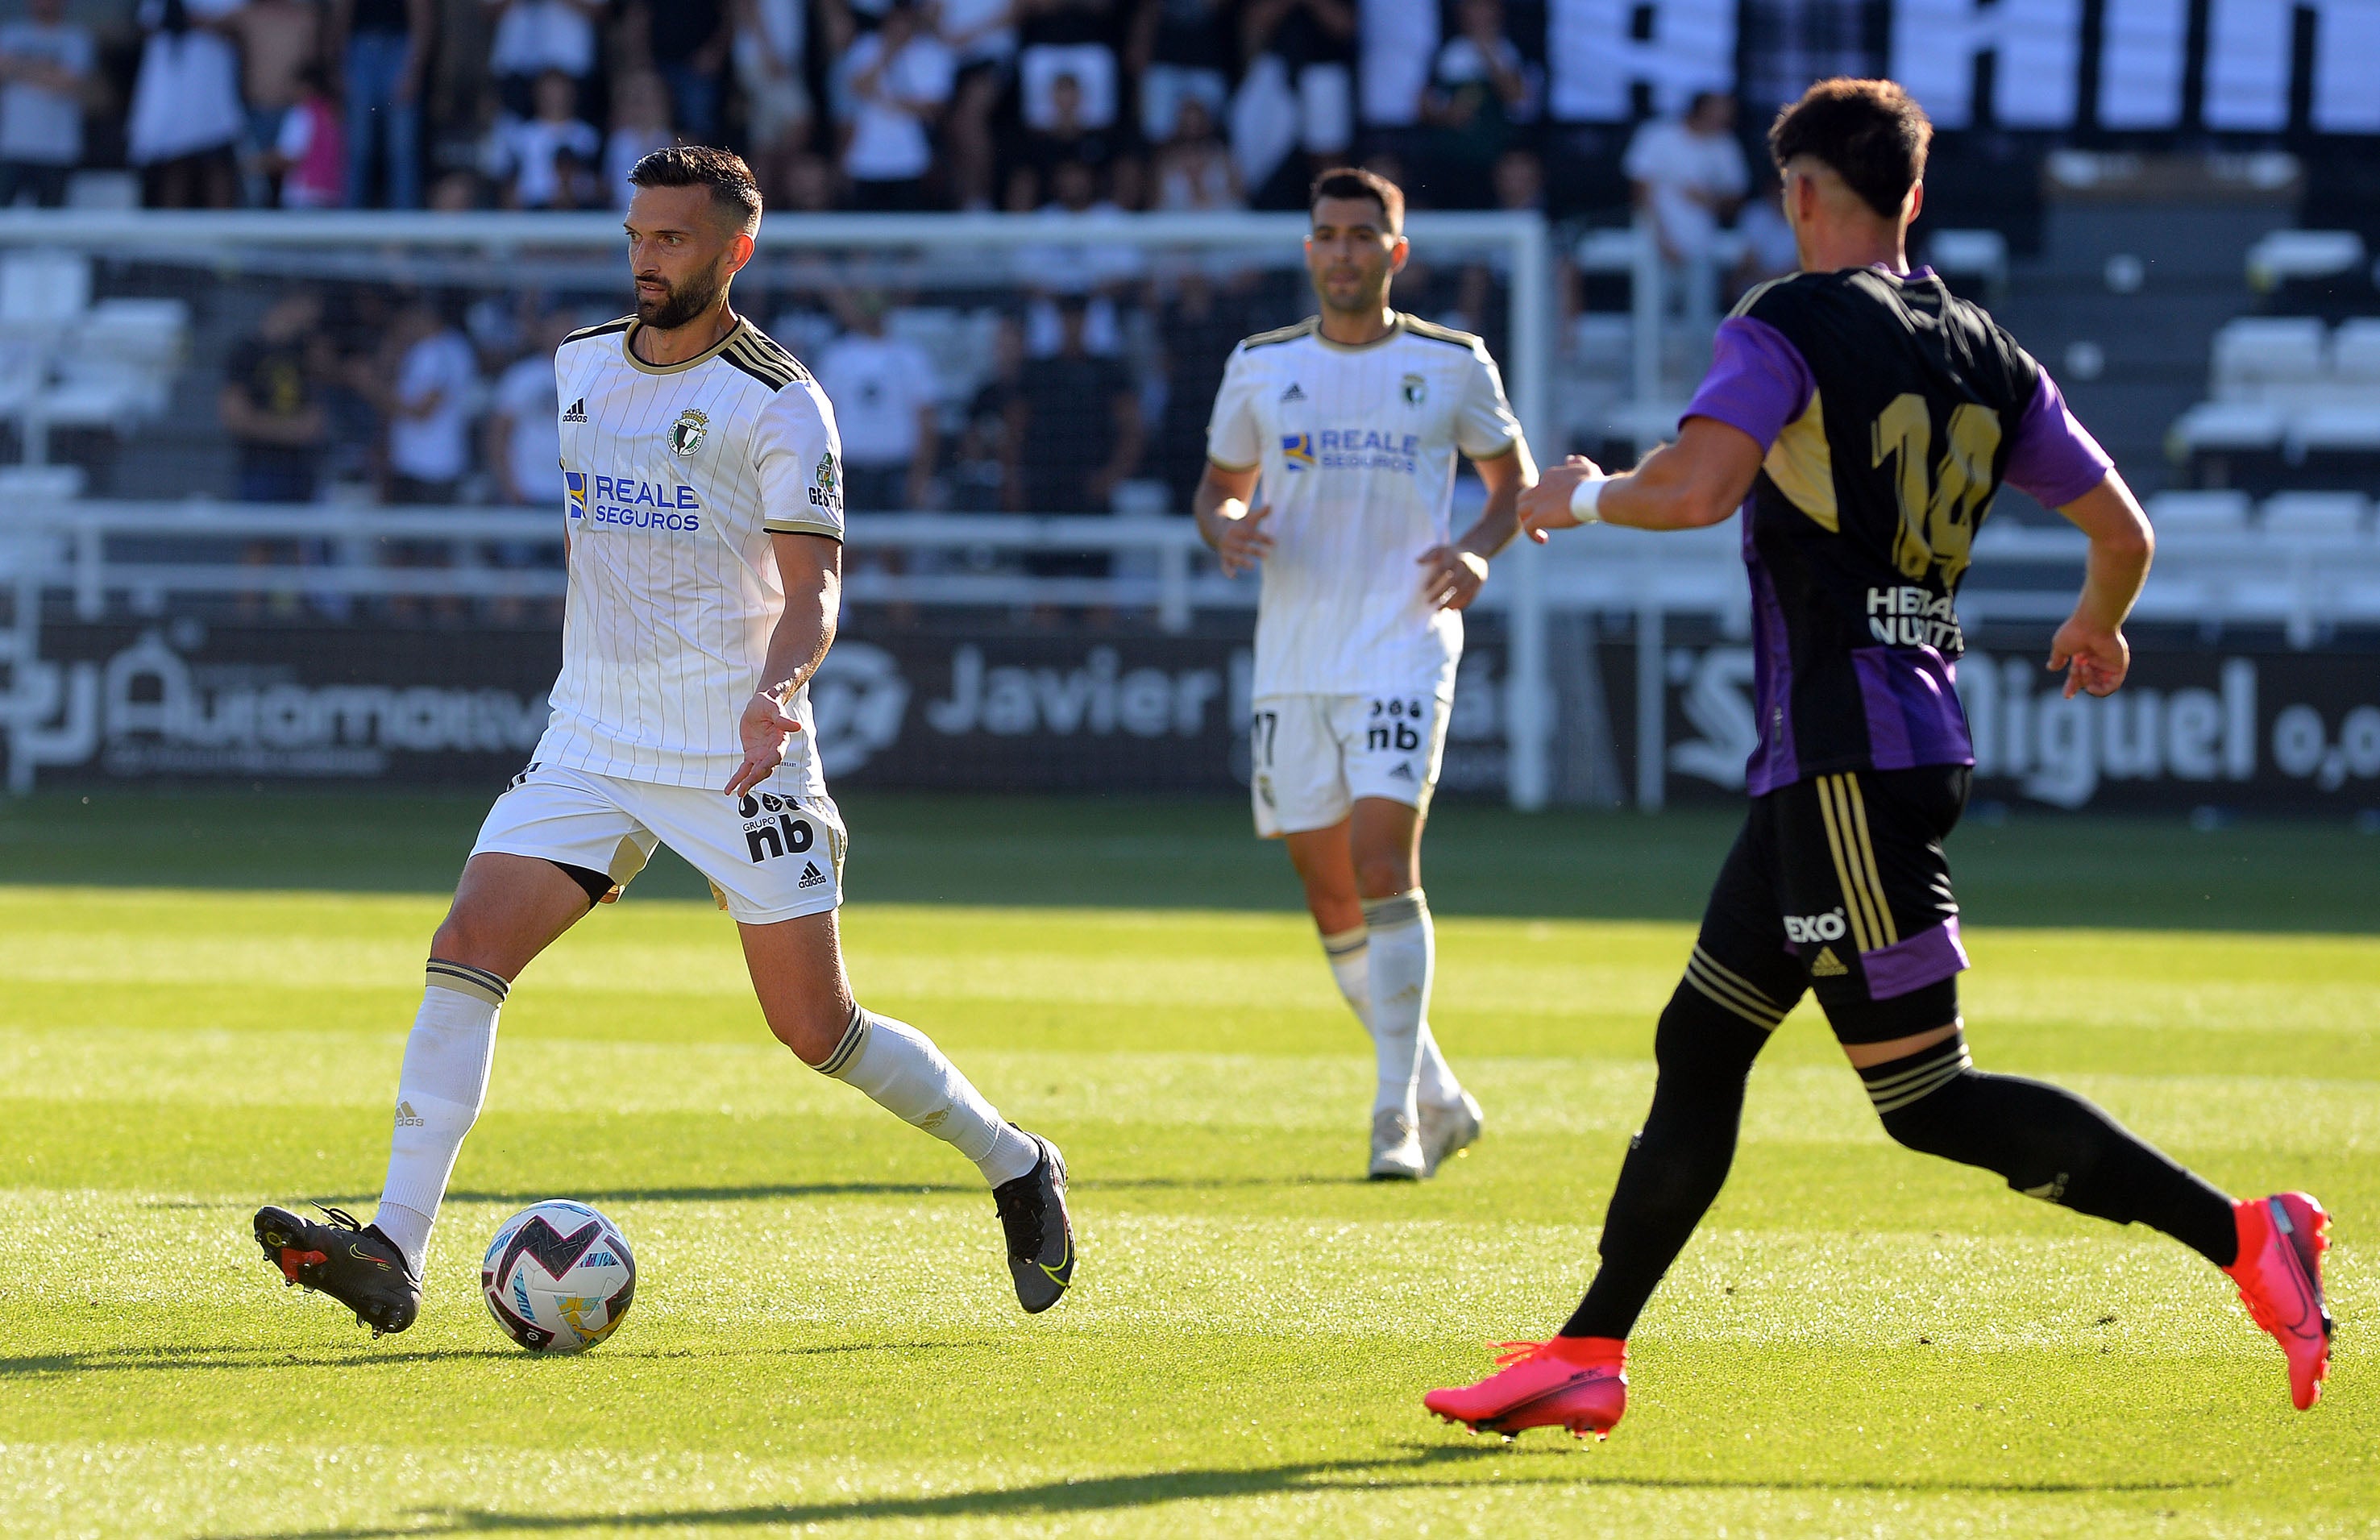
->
[1193,459,1272,578]
[1517,417,1763,539]
[2046,471,2153,699]
[727,531,842,799]
[1419,438,1538,610]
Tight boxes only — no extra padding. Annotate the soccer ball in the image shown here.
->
[480,1199,637,1353]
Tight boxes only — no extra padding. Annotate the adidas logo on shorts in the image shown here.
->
[1810,947,1848,978]
[1387,762,1415,781]
[797,861,828,890]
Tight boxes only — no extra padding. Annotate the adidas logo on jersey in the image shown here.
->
[563,397,587,422]
[797,861,829,889]
[1279,382,1306,402]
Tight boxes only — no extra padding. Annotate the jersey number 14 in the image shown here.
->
[1871,394,2000,590]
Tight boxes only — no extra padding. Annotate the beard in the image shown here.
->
[635,259,729,331]
[1316,267,1389,317]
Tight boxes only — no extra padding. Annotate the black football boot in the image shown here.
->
[253,1204,421,1337]
[992,1130,1075,1314]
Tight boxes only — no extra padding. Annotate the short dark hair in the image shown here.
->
[1767,78,1931,222]
[1309,167,1405,233]
[629,145,763,235]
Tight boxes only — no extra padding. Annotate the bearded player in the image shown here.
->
[1425,81,2328,1437]
[1194,168,1539,1181]
[251,147,1074,1334]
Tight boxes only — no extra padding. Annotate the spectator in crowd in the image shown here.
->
[1232,0,1353,206]
[936,0,1014,208]
[128,0,247,210]
[833,0,953,211]
[1493,143,1542,210]
[380,296,477,504]
[604,70,673,209]
[949,315,1023,512]
[1422,0,1531,193]
[488,307,571,507]
[1730,161,1799,294]
[1127,0,1229,146]
[816,292,942,512]
[1622,88,1747,265]
[780,149,837,211]
[1017,0,1119,141]
[333,0,431,209]
[733,0,811,205]
[221,288,330,503]
[0,0,93,209]
[625,0,731,141]
[1022,68,1122,188]
[1356,0,1433,137]
[268,63,347,207]
[494,68,599,208]
[229,0,322,205]
[1151,93,1237,210]
[483,0,600,122]
[1022,155,1138,354]
[1153,270,1244,506]
[1009,294,1141,526]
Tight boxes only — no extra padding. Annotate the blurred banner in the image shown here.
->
[6,617,2374,816]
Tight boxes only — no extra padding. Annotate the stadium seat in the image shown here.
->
[2145,489,2253,535]
[2211,317,2327,398]
[0,464,87,500]
[0,251,89,339]
[2246,230,2374,316]
[2167,401,2289,492]
[2246,230,2366,291]
[2289,405,2380,491]
[2259,491,2372,537]
[1926,229,2008,299]
[2332,318,2380,383]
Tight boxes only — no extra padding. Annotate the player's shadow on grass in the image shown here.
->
[217,1447,2226,1537]
[0,1341,980,1378]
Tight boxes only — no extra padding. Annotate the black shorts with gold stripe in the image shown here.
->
[1684,765,1973,1045]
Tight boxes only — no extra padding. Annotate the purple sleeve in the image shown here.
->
[1680,315,1813,452]
[2000,367,2113,508]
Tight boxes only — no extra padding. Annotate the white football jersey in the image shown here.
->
[1206,314,1522,700]
[537,313,844,791]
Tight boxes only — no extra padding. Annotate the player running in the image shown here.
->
[1425,80,2329,1436]
[252,147,1074,1335]
[1194,168,1538,1181]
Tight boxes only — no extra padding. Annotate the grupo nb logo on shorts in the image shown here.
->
[736,790,816,864]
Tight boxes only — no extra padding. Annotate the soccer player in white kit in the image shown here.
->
[1194,168,1538,1181]
[253,147,1074,1335]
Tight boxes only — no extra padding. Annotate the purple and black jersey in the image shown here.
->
[1684,266,2112,795]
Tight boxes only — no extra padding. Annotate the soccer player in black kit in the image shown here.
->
[1424,79,2332,1438]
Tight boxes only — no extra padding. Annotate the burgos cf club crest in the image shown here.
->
[669,408,709,457]
[564,470,588,521]
[811,450,841,513]
[1280,433,1315,470]
[1402,373,1427,407]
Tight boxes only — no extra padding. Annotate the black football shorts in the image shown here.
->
[1684,765,1972,1045]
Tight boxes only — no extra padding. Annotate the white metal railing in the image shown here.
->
[0,205,1560,806]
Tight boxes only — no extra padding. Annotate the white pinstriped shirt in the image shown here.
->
[1206,314,1522,702]
[535,314,843,791]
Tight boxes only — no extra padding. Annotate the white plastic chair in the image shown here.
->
[2260,492,2371,537]
[2145,489,2253,535]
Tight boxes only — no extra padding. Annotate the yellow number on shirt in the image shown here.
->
[1870,393,2000,587]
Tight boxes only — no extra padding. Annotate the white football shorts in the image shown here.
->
[1248,691,1452,837]
[472,762,847,924]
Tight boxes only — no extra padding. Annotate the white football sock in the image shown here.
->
[1321,924,1464,1108]
[1361,890,1435,1123]
[375,959,505,1274]
[817,1007,1040,1186]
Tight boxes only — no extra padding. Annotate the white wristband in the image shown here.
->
[1568,475,1610,524]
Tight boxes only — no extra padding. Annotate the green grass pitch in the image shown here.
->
[1,791,2374,1537]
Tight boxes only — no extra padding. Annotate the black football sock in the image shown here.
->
[1859,1034,2238,1267]
[1560,986,1773,1340]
